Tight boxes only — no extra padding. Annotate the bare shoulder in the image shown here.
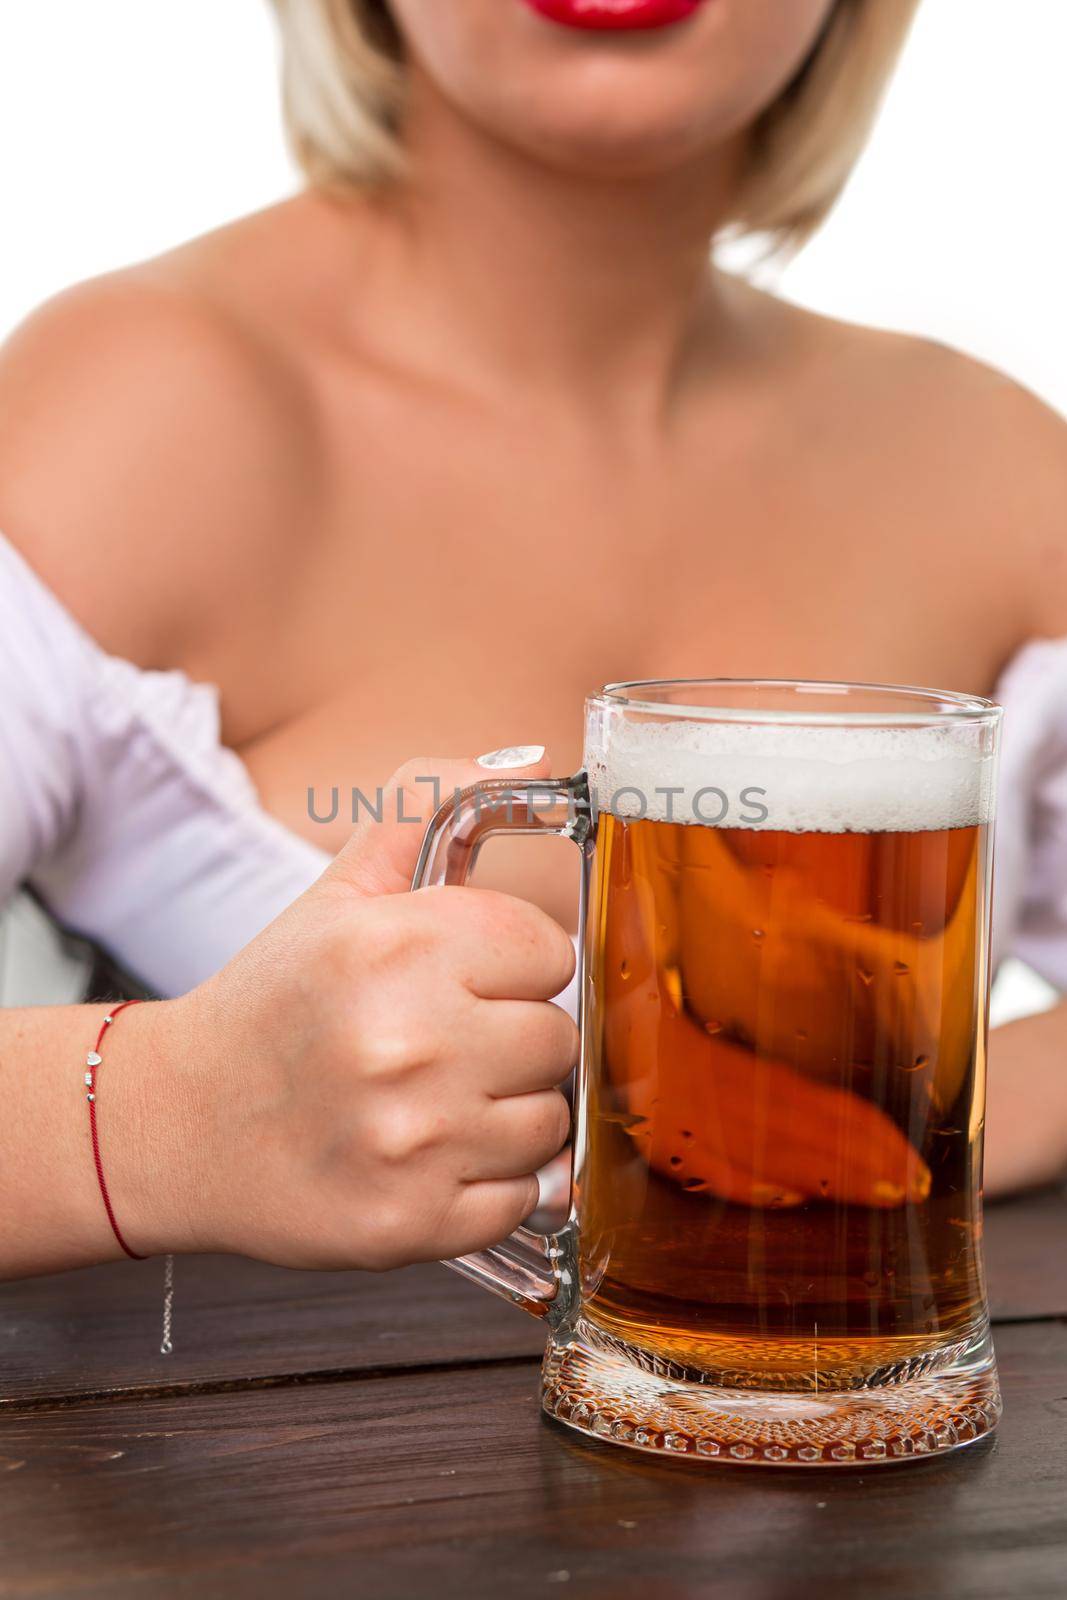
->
[862,327,1067,639]
[0,212,323,665]
[749,285,1067,636]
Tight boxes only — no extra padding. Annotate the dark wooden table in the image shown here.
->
[2,1190,1065,1600]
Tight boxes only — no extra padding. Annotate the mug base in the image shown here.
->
[541,1322,1001,1466]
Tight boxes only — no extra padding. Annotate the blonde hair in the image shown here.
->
[271,0,922,249]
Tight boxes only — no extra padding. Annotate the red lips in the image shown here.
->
[522,0,704,32]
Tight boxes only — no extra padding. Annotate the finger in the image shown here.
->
[457,1089,571,1182]
[676,1046,931,1208]
[443,891,576,1000]
[772,1077,932,1207]
[431,1176,541,1262]
[651,1035,930,1209]
[329,749,552,899]
[473,999,579,1095]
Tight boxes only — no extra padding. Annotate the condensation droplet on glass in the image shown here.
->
[619,829,633,888]
[704,1019,723,1036]
[894,961,910,977]
[669,1155,683,1169]
[619,959,630,980]
[683,1177,708,1192]
[612,1111,650,1133]
[680,1129,693,1140]
[752,928,764,943]
[857,968,874,987]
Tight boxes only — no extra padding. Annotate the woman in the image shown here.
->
[1,0,1065,1282]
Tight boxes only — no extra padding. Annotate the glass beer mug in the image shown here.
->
[412,680,1003,1466]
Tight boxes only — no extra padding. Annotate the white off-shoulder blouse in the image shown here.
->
[0,533,328,996]
[1,530,1065,1000]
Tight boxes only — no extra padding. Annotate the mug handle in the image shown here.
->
[410,773,591,1323]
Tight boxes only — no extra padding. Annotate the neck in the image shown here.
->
[369,73,743,414]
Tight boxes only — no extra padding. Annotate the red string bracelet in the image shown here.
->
[85,999,147,1262]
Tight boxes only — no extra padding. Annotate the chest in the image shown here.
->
[201,414,1016,861]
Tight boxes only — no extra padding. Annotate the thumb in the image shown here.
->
[326,746,551,899]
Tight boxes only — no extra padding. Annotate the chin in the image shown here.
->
[473,69,756,180]
[396,0,834,183]
[508,119,734,182]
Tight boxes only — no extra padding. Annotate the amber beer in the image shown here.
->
[580,734,993,1387]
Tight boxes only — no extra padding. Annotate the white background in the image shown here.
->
[1,0,1064,1018]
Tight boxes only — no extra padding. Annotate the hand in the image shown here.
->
[984,1004,1067,1198]
[605,965,931,1210]
[602,831,931,1209]
[132,754,578,1270]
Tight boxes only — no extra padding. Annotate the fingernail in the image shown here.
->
[476,745,546,769]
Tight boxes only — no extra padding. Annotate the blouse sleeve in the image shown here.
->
[0,532,329,997]
[993,639,1067,993]
[0,538,85,902]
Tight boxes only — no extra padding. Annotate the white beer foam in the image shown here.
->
[585,720,995,833]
